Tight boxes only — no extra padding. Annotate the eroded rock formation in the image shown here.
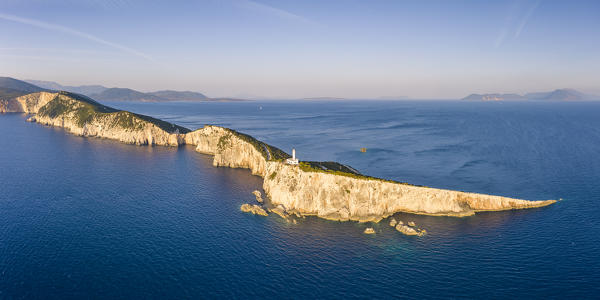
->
[240,204,268,216]
[252,190,263,203]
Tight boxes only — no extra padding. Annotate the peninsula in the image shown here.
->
[1,81,556,222]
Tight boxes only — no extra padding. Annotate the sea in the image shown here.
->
[1,100,599,299]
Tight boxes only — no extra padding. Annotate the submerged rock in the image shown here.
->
[252,190,263,203]
[240,203,268,216]
[364,227,375,234]
[389,218,397,227]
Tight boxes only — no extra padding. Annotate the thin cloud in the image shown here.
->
[235,0,317,26]
[0,12,153,61]
[515,0,541,38]
[494,0,542,48]
[494,27,509,48]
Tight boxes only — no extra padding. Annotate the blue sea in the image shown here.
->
[1,100,599,298]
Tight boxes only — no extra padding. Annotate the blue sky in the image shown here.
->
[0,0,598,99]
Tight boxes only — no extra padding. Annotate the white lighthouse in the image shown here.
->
[286,148,299,165]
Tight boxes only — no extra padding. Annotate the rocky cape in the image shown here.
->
[1,91,556,222]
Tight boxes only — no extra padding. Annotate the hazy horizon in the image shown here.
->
[1,0,599,99]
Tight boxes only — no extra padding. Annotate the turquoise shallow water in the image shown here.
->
[1,100,599,298]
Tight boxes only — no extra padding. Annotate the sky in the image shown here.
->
[0,0,599,99]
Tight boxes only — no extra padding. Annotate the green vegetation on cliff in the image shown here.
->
[300,161,361,175]
[298,161,421,187]
[221,128,290,161]
[37,91,190,133]
[0,77,46,97]
[0,87,33,99]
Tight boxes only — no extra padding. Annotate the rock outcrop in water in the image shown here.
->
[395,223,427,236]
[253,190,263,203]
[240,204,268,216]
[0,90,557,223]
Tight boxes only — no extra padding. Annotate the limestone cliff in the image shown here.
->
[185,126,289,176]
[1,90,556,222]
[262,163,555,222]
[13,91,189,145]
[0,92,56,113]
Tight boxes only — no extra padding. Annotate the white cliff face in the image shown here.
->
[262,163,556,222]
[18,92,186,146]
[3,90,555,222]
[37,95,183,146]
[32,112,184,146]
[15,92,57,113]
[185,126,268,177]
[0,92,56,113]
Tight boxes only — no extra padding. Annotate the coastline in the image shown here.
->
[1,91,556,222]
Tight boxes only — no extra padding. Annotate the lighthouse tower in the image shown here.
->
[286,148,299,165]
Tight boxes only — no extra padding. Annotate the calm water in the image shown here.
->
[1,100,599,298]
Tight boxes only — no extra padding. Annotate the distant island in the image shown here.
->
[462,88,597,101]
[302,97,347,101]
[0,76,556,225]
[25,79,247,102]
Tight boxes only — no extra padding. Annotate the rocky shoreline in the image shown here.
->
[1,91,557,224]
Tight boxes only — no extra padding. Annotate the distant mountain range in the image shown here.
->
[462,89,597,101]
[301,97,347,101]
[0,77,48,99]
[24,79,244,102]
[26,80,107,96]
[85,88,210,102]
[4,77,598,103]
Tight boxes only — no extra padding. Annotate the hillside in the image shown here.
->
[39,92,190,133]
[525,89,589,101]
[1,90,190,143]
[148,90,208,101]
[89,88,165,102]
[0,77,46,99]
[26,79,108,96]
[27,81,211,101]
[24,78,248,102]
[0,77,45,93]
